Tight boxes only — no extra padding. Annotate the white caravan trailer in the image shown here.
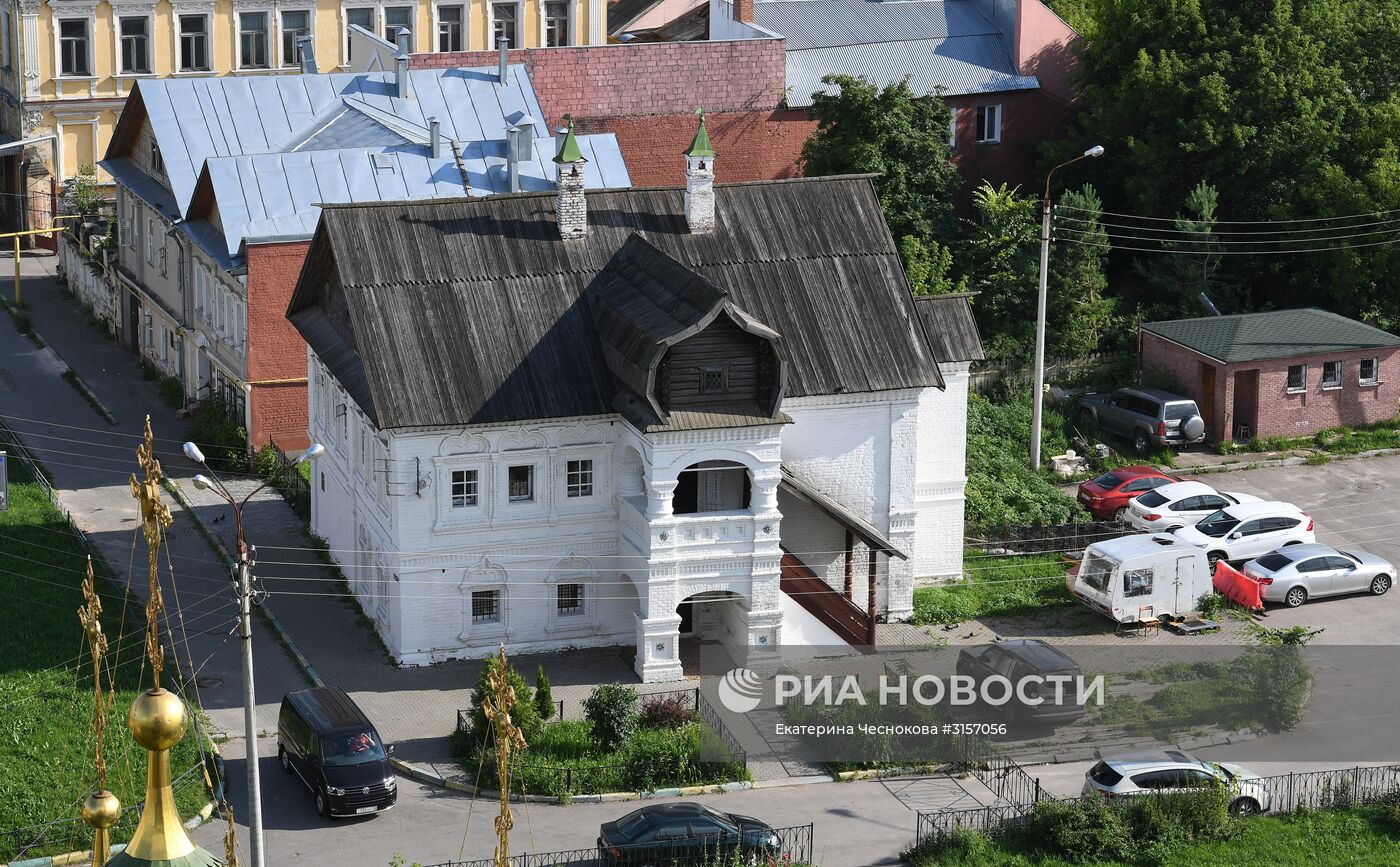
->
[1068,535,1214,624]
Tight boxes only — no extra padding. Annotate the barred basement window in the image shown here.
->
[471,589,500,623]
[450,469,478,508]
[556,583,583,616]
[566,459,593,498]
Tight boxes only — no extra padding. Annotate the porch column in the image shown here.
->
[843,530,854,600]
[866,548,878,646]
[634,612,684,683]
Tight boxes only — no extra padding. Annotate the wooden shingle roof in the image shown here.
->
[287,175,947,429]
[912,292,985,363]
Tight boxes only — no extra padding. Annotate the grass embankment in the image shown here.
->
[911,552,1071,625]
[907,804,1400,866]
[0,448,205,861]
[1220,416,1400,460]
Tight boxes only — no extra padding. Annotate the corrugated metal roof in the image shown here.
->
[785,36,1038,106]
[286,176,948,430]
[755,0,997,50]
[1142,309,1400,364]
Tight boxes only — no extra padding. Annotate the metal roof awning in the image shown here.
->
[779,466,908,560]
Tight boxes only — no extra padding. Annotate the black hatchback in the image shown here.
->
[598,803,781,865]
[278,687,397,818]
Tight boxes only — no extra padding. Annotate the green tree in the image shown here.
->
[466,654,541,754]
[960,183,1039,362]
[582,683,638,753]
[68,164,101,218]
[1059,0,1400,321]
[899,235,966,296]
[1135,181,1240,317]
[534,665,555,722]
[801,74,962,256]
[1049,184,1117,355]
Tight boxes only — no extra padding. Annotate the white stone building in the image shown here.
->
[288,121,983,681]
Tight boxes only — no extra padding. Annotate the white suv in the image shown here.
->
[1126,481,1259,532]
[1083,749,1270,815]
[1171,501,1314,567]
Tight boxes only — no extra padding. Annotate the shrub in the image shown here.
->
[527,719,593,761]
[583,683,638,752]
[188,398,248,472]
[640,694,697,730]
[1025,798,1135,864]
[157,375,184,409]
[465,655,540,755]
[620,724,695,792]
[534,666,555,721]
[964,394,1088,529]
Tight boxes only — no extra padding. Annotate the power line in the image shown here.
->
[1055,213,1400,237]
[1051,233,1400,255]
[1054,223,1400,246]
[1055,202,1400,225]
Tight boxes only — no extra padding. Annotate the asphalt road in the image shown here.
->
[182,455,1400,867]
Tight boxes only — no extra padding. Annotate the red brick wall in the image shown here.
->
[410,40,787,124]
[1141,331,1400,441]
[584,108,811,186]
[245,240,313,450]
[947,89,1073,200]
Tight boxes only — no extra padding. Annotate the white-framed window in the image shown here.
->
[566,459,593,498]
[1321,360,1342,389]
[57,18,91,77]
[556,582,584,617]
[145,217,156,264]
[948,108,957,149]
[144,311,153,349]
[436,4,464,51]
[179,14,210,71]
[975,104,1001,143]
[491,2,519,48]
[194,263,209,317]
[345,6,376,59]
[123,193,137,248]
[471,588,502,624]
[544,1,569,47]
[1360,357,1379,385]
[118,15,151,74]
[239,11,270,68]
[383,5,414,45]
[508,464,533,502]
[1286,363,1307,393]
[280,9,312,67]
[450,469,479,508]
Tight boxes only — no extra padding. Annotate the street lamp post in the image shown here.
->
[182,440,324,867]
[1030,144,1105,471]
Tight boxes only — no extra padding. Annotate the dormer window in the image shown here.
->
[699,366,727,394]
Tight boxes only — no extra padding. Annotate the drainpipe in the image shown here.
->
[497,37,509,85]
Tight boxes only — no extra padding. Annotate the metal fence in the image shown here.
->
[968,755,1047,808]
[965,520,1133,555]
[2,762,208,862]
[258,437,311,520]
[421,823,814,867]
[915,763,1400,849]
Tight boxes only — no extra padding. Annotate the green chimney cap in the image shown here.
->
[684,109,715,159]
[553,115,585,164]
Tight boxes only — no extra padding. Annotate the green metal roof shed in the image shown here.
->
[1141,308,1400,364]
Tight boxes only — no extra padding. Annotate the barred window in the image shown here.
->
[508,465,534,502]
[556,583,583,616]
[471,589,501,623]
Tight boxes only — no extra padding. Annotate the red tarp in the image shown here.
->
[1213,561,1265,610]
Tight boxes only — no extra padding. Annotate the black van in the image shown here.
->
[278,687,397,818]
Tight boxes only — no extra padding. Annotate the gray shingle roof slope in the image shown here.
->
[757,0,1040,106]
[287,175,947,429]
[912,292,985,362]
[1141,308,1400,364]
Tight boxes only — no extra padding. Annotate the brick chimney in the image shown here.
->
[734,0,754,23]
[683,110,716,234]
[553,115,588,239]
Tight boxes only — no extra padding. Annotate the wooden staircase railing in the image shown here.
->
[780,552,872,647]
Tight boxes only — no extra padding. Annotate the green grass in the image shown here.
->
[0,446,206,861]
[1215,417,1400,459]
[906,805,1400,866]
[910,552,1071,625]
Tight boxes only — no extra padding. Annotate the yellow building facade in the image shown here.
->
[0,0,602,225]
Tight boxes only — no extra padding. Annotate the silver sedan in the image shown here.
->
[1242,544,1395,608]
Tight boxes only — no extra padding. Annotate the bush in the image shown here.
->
[583,683,638,752]
[188,398,248,472]
[465,655,541,755]
[527,719,593,761]
[640,694,697,729]
[1025,797,1135,864]
[534,666,555,721]
[157,375,184,409]
[620,724,695,792]
[964,394,1088,529]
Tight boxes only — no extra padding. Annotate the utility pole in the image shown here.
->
[1030,144,1105,470]
[185,439,324,867]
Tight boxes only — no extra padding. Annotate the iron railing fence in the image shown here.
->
[968,755,1047,808]
[914,763,1400,849]
[965,519,1134,555]
[421,823,814,867]
[2,762,207,862]
[259,437,311,519]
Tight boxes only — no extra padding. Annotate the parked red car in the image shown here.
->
[1076,466,1179,521]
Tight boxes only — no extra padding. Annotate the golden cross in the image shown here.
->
[77,556,110,789]
[484,645,527,867]
[129,416,172,689]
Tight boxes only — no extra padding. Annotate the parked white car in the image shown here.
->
[1126,481,1260,532]
[1171,501,1314,567]
[1242,544,1395,608]
[1083,749,1271,815]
